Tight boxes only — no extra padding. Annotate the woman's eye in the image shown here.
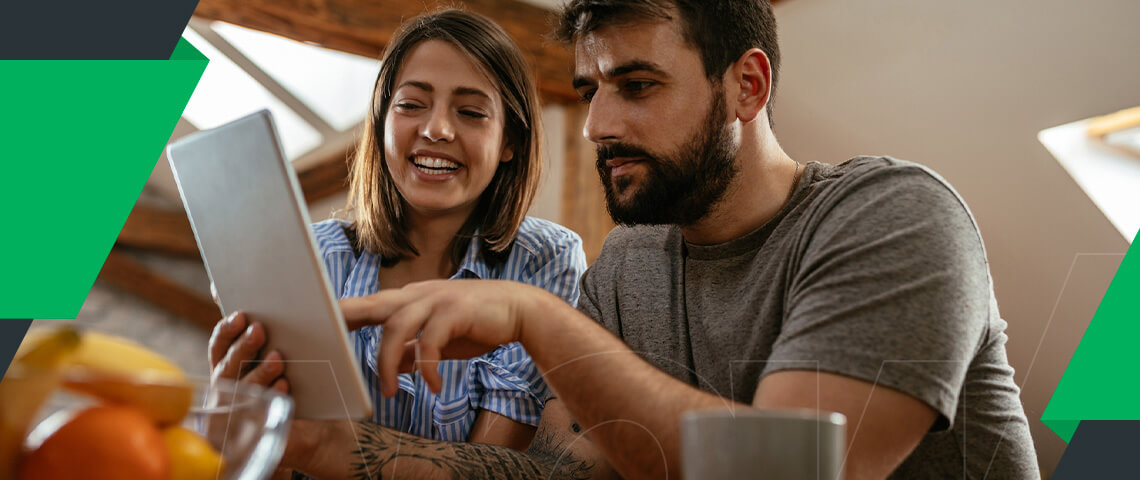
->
[459,110,488,119]
[394,102,423,112]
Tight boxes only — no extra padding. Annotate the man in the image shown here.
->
[338,0,1041,478]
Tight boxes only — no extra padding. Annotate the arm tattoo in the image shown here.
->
[523,421,595,480]
[348,420,595,480]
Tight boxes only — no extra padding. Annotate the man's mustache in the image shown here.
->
[596,143,654,169]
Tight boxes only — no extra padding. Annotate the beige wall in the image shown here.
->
[772,0,1138,474]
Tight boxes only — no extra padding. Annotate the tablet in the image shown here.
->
[167,110,371,420]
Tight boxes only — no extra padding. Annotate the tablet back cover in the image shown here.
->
[168,110,372,420]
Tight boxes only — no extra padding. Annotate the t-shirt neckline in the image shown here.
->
[682,161,822,261]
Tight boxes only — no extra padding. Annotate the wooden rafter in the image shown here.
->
[97,249,221,331]
[116,205,200,257]
[298,147,353,204]
[108,148,354,327]
[192,0,578,104]
[116,147,354,255]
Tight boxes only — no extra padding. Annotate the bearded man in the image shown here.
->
[340,1,1041,478]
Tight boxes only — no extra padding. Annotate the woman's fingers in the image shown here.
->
[241,350,286,388]
[270,377,290,395]
[208,312,247,369]
[214,321,268,381]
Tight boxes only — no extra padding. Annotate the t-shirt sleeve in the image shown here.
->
[576,228,628,337]
[764,164,991,428]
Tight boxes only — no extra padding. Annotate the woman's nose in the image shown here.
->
[421,107,455,143]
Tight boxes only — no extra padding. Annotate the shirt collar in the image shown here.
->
[454,233,493,280]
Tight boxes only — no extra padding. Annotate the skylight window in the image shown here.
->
[179,27,323,160]
[212,22,380,133]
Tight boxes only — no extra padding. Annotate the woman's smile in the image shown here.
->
[409,150,464,181]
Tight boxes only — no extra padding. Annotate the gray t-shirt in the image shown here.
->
[577,157,1039,478]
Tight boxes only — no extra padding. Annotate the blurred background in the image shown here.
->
[32,0,1140,476]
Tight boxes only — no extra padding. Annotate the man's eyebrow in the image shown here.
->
[572,76,594,90]
[573,60,669,90]
[607,60,668,79]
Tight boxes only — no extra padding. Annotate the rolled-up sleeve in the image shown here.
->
[468,221,587,421]
[468,342,550,426]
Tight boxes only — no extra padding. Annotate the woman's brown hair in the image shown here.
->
[345,9,543,267]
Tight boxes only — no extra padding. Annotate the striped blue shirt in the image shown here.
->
[312,217,586,441]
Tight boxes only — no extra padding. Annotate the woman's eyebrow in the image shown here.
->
[394,81,490,101]
[396,80,433,92]
[453,86,492,101]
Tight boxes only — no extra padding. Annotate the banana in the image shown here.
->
[0,326,82,479]
[11,327,80,369]
[58,330,193,426]
[13,328,193,426]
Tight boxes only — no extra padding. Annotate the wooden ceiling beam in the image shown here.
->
[97,249,221,331]
[116,204,200,257]
[116,147,354,258]
[192,0,579,104]
[298,148,353,205]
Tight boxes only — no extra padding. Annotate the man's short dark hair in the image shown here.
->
[556,0,780,125]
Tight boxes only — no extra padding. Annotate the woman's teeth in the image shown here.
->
[412,156,460,173]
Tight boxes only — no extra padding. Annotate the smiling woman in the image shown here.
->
[205,9,589,480]
[352,12,546,268]
[382,40,516,224]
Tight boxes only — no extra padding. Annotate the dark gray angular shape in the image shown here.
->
[0,320,32,379]
[0,0,200,59]
[1053,420,1140,479]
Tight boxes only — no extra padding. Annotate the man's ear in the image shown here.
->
[728,48,773,124]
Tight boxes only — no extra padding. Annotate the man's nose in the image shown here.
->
[582,89,625,144]
[421,107,455,143]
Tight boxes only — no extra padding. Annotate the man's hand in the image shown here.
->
[339,279,552,397]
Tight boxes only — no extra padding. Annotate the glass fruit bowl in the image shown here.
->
[3,368,293,480]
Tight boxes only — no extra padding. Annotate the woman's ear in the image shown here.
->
[729,48,773,124]
[500,145,515,163]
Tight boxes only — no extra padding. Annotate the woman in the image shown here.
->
[208,9,586,478]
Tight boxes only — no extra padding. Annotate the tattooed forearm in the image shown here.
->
[347,421,595,480]
[522,421,595,480]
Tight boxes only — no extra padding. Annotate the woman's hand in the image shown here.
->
[339,279,553,397]
[207,312,288,393]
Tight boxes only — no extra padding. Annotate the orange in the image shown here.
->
[163,426,226,480]
[19,405,170,480]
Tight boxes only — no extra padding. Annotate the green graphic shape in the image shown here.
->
[1043,234,1140,442]
[0,39,207,319]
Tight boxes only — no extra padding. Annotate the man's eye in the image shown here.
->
[578,89,596,104]
[623,81,655,95]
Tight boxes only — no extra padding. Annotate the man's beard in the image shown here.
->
[595,93,738,226]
